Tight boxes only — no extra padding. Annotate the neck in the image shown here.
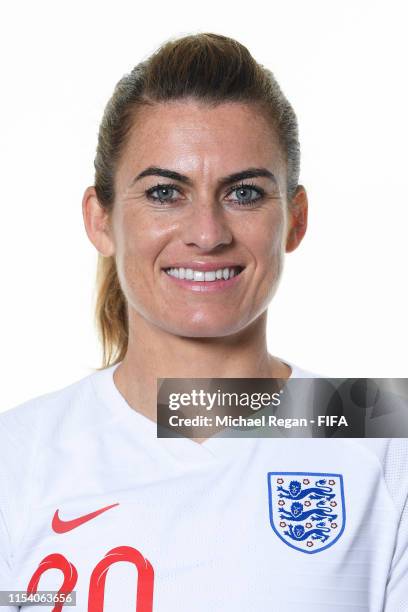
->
[113,310,291,422]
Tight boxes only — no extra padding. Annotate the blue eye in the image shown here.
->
[227,183,264,206]
[146,184,180,203]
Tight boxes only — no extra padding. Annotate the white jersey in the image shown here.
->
[0,363,407,611]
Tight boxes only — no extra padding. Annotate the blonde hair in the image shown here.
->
[93,32,300,368]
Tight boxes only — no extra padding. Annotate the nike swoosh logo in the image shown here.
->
[52,502,119,533]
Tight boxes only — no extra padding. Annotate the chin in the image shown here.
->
[162,313,244,339]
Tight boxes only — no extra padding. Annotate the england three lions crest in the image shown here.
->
[267,472,346,554]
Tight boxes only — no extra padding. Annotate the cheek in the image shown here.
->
[241,208,286,269]
[112,210,170,295]
[116,205,168,254]
[242,209,287,311]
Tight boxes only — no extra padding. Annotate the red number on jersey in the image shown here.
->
[27,546,154,611]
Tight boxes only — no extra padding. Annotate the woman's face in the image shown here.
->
[100,100,306,338]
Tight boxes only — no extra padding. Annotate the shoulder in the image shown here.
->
[336,438,408,527]
[0,371,101,499]
[356,438,408,501]
[0,366,118,448]
[0,368,113,514]
[0,368,114,569]
[0,371,99,445]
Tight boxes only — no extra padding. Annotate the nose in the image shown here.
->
[181,200,233,251]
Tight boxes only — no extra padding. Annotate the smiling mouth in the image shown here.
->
[163,266,244,282]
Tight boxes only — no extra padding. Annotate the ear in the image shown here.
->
[82,186,115,257]
[285,185,308,253]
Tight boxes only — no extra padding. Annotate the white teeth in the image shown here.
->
[165,266,242,281]
[204,271,216,281]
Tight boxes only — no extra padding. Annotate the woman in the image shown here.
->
[1,33,407,611]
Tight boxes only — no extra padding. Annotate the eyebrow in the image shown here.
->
[131,166,277,188]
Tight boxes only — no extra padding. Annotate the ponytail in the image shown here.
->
[95,254,128,368]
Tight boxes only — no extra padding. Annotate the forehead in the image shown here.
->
[116,100,285,187]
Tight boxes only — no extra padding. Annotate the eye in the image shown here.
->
[145,183,182,204]
[225,182,265,206]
